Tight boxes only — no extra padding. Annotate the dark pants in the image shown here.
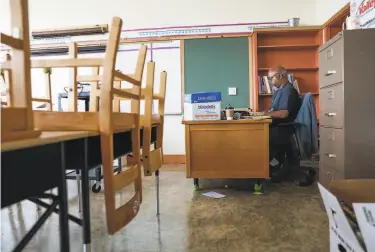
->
[269,125,294,165]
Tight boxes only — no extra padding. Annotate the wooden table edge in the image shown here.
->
[1,131,98,152]
[181,119,272,125]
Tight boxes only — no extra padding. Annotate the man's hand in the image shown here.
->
[265,110,289,119]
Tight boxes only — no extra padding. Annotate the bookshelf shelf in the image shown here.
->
[257,44,319,50]
[258,92,319,96]
[258,67,319,71]
[251,28,322,113]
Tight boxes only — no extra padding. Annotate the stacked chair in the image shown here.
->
[0,0,41,143]
[30,17,145,234]
[119,62,167,215]
[1,0,167,239]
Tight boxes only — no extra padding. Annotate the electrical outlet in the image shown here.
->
[228,87,237,96]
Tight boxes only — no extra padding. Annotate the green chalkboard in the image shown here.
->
[184,37,250,108]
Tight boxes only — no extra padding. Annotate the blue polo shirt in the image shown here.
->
[269,82,301,125]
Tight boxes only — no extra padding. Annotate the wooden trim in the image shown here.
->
[251,32,258,111]
[254,25,321,33]
[322,27,331,44]
[180,40,185,112]
[248,36,253,109]
[185,125,191,176]
[163,154,185,164]
[321,3,350,28]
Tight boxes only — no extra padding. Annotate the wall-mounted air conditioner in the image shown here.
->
[31,45,106,56]
[31,24,108,38]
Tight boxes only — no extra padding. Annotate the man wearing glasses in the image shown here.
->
[264,65,301,181]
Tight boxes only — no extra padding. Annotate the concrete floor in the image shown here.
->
[1,164,329,252]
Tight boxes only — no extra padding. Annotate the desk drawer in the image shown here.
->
[319,127,345,172]
[319,39,343,88]
[320,84,344,128]
[319,163,344,189]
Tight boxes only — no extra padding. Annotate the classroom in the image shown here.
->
[1,0,375,251]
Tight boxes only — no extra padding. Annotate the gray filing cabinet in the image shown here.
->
[318,28,375,188]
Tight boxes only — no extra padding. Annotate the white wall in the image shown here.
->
[316,0,349,24]
[1,0,318,33]
[0,0,349,155]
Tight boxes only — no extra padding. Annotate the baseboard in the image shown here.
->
[163,155,185,164]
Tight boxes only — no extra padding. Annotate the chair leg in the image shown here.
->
[155,169,160,216]
[82,139,91,252]
[76,170,82,215]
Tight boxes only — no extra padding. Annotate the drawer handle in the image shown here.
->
[325,153,336,158]
[324,112,336,117]
[324,70,336,76]
[327,171,334,180]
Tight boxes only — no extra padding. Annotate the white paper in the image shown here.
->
[353,203,375,252]
[270,158,279,167]
[202,191,226,199]
[318,183,364,252]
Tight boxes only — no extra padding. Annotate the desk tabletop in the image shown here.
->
[1,131,99,152]
[182,119,272,125]
[1,119,162,152]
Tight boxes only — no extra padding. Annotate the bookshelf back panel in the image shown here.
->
[330,26,343,39]
[289,71,319,93]
[257,49,317,69]
[257,32,319,46]
[258,97,272,111]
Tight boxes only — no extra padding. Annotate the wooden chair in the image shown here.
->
[1,55,53,111]
[72,43,147,211]
[30,17,146,234]
[141,69,167,215]
[0,0,41,142]
[1,54,12,107]
[124,63,167,215]
[32,68,53,110]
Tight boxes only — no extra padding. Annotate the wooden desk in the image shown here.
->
[1,128,158,252]
[1,131,92,252]
[183,119,272,182]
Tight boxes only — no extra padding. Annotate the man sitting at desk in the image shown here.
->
[264,65,301,180]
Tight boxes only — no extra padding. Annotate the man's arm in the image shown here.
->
[265,86,298,119]
[265,109,288,118]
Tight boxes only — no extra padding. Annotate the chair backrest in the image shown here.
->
[1,0,41,142]
[83,45,147,113]
[142,71,167,175]
[32,68,53,110]
[31,18,147,234]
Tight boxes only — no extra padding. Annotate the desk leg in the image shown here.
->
[193,178,199,191]
[253,179,265,196]
[59,142,70,252]
[82,138,91,252]
[155,169,160,216]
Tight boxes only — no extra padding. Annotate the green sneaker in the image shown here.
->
[253,183,263,195]
[193,184,199,191]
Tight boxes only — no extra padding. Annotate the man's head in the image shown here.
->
[268,65,288,88]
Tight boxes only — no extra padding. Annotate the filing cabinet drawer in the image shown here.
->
[319,163,344,189]
[320,84,344,128]
[319,39,343,88]
[319,127,345,172]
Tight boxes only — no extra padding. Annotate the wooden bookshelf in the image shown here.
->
[321,3,350,43]
[250,27,322,119]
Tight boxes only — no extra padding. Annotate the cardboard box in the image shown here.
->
[351,0,375,28]
[318,180,375,252]
[183,92,221,121]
